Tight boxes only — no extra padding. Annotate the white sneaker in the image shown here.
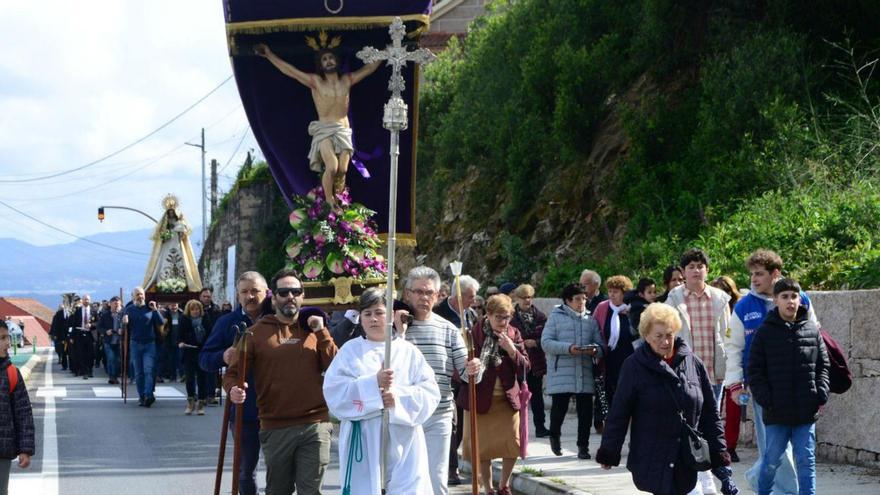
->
[698,470,718,494]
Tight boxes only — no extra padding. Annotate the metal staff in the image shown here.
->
[121,288,129,403]
[231,326,252,495]
[450,261,479,495]
[119,288,127,402]
[357,17,436,491]
[214,324,242,495]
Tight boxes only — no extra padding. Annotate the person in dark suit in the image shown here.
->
[68,295,96,378]
[49,304,70,370]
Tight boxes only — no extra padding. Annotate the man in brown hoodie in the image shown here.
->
[227,268,338,495]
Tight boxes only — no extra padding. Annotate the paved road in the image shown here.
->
[10,350,491,494]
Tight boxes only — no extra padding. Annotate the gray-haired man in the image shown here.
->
[403,266,483,495]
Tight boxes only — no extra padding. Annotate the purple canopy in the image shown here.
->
[224,0,433,239]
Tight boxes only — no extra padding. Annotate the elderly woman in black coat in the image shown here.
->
[596,303,738,495]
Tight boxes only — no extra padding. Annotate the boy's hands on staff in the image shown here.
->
[465,358,481,377]
[376,368,393,389]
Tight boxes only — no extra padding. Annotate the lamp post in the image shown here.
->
[97,206,159,224]
[186,128,207,244]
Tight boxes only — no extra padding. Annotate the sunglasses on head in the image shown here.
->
[274,287,304,298]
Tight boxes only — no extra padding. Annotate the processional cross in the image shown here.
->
[356,17,435,493]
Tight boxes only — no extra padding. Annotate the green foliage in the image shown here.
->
[417,0,880,293]
[698,181,880,290]
[255,191,290,281]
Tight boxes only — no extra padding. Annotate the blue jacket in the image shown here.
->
[733,290,811,384]
[541,304,604,394]
[199,306,262,423]
[124,305,164,343]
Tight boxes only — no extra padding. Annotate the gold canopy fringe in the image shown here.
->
[379,233,418,247]
[226,14,430,36]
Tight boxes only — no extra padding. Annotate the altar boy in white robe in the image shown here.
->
[323,288,440,495]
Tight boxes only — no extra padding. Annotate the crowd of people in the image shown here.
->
[48,287,233,411]
[32,246,832,495]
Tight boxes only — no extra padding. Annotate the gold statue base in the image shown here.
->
[302,276,394,311]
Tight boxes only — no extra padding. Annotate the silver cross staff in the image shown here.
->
[356,17,435,492]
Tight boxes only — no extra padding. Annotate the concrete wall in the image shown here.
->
[533,291,880,469]
[198,180,280,304]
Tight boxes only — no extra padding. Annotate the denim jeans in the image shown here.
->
[130,341,157,399]
[758,423,816,495]
[746,401,799,494]
[183,359,208,400]
[104,343,120,379]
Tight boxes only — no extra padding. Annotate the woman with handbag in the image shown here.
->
[596,303,739,495]
[459,294,529,495]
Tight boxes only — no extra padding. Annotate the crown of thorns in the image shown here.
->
[305,31,342,52]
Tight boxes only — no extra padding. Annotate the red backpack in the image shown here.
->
[821,330,852,394]
[5,365,18,393]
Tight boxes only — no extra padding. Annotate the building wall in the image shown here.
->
[430,0,486,34]
[533,290,880,469]
[198,180,280,305]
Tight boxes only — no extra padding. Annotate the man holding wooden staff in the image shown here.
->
[226,268,337,495]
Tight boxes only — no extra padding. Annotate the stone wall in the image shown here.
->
[198,180,280,304]
[533,291,880,469]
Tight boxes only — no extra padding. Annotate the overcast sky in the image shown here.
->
[0,1,261,249]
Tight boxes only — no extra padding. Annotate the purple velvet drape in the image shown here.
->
[224,1,433,236]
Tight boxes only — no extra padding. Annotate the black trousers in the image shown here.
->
[526,372,546,430]
[549,392,593,449]
[72,331,94,376]
[54,338,68,369]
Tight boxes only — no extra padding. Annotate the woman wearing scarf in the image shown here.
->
[510,284,549,437]
[179,300,210,415]
[458,294,529,495]
[593,276,638,410]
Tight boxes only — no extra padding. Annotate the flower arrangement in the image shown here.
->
[156,277,187,293]
[159,229,174,241]
[285,186,387,282]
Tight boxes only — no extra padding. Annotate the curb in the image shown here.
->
[460,459,592,495]
[18,350,44,384]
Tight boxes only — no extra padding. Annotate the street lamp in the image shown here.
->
[97,205,159,224]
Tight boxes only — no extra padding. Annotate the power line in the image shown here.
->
[0,75,234,184]
[0,198,149,256]
[218,127,251,174]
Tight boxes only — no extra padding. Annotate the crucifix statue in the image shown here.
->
[356,16,436,492]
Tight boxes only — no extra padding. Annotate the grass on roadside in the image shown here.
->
[519,465,544,477]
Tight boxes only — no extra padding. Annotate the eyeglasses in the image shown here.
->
[406,288,436,298]
[491,314,512,322]
[274,287,304,298]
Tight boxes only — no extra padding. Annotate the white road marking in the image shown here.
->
[11,350,60,494]
[153,385,186,398]
[36,387,67,398]
[92,387,122,398]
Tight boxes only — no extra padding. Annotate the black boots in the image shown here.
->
[550,435,562,456]
[577,447,591,460]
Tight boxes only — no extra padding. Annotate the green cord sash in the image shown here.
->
[342,420,364,495]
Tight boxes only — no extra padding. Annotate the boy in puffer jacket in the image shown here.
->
[0,319,35,494]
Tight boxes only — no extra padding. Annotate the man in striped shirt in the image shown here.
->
[403,266,483,495]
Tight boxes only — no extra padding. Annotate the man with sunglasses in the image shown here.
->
[226,268,338,494]
[402,266,483,495]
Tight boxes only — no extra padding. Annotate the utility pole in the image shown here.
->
[186,128,207,244]
[210,158,218,218]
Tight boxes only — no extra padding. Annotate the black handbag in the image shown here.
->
[664,380,711,471]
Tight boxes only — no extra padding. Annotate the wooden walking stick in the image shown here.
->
[119,288,127,403]
[214,324,242,495]
[450,261,480,495]
[231,325,251,495]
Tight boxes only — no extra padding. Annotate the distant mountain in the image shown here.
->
[0,228,202,309]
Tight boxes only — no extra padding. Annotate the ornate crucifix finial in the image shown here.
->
[357,17,436,131]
